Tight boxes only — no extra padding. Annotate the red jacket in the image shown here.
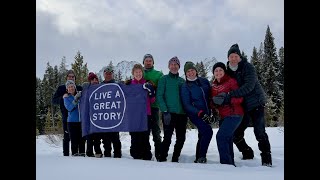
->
[211,74,244,119]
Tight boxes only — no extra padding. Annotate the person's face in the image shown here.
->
[228,53,241,67]
[103,71,113,81]
[169,62,179,74]
[213,67,225,81]
[90,78,99,85]
[67,74,75,81]
[186,69,197,80]
[133,69,143,81]
[67,85,76,94]
[143,58,154,69]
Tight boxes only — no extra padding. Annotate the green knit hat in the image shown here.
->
[184,61,197,74]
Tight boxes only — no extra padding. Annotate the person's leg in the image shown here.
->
[251,105,272,166]
[233,113,254,159]
[111,132,122,158]
[189,115,213,163]
[150,108,162,161]
[92,133,102,155]
[159,113,175,162]
[130,132,143,159]
[86,134,94,157]
[62,120,70,156]
[142,130,152,160]
[102,133,112,157]
[171,114,188,162]
[194,132,201,163]
[67,122,78,156]
[216,116,242,165]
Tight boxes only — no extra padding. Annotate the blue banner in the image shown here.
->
[79,83,148,136]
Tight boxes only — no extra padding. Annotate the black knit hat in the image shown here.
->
[143,54,154,64]
[184,61,197,74]
[212,62,226,72]
[227,44,241,58]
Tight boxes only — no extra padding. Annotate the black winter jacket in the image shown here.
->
[226,57,266,112]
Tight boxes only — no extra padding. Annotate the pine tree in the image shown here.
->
[71,51,89,85]
[195,61,207,78]
[114,70,123,82]
[278,47,284,93]
[263,25,282,125]
[241,51,248,59]
[44,108,54,134]
[58,56,68,85]
[36,77,46,134]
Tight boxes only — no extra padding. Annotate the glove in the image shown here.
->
[143,82,155,98]
[198,110,212,124]
[213,92,231,105]
[163,112,171,125]
[72,91,82,105]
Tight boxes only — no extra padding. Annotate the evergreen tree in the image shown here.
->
[278,47,284,93]
[241,51,248,59]
[36,77,46,134]
[44,108,54,134]
[251,46,263,82]
[195,61,207,78]
[58,56,68,84]
[114,70,123,82]
[71,51,89,85]
[256,42,266,87]
[263,25,281,125]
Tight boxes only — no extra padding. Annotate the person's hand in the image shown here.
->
[74,91,82,101]
[163,112,171,125]
[72,91,82,105]
[213,92,231,105]
[143,82,155,98]
[198,111,211,124]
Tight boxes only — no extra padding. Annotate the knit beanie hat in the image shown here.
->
[212,62,226,72]
[88,72,98,81]
[168,56,180,67]
[65,80,76,88]
[184,61,197,74]
[143,54,154,64]
[227,44,241,58]
[104,67,114,73]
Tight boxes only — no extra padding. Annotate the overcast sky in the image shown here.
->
[36,0,284,78]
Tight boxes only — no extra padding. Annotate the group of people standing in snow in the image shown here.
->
[52,43,272,167]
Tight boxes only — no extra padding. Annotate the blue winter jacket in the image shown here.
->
[63,94,80,122]
[180,77,211,117]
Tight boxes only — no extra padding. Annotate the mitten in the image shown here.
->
[163,112,171,125]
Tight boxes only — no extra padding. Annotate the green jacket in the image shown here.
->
[144,67,163,108]
[156,72,185,114]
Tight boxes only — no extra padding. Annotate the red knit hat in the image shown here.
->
[88,72,98,81]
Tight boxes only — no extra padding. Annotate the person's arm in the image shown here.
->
[52,85,65,105]
[229,63,258,98]
[229,78,243,105]
[180,84,200,116]
[156,76,168,112]
[63,95,77,111]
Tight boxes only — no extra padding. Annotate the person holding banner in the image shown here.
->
[126,64,156,160]
[63,80,86,156]
[156,56,188,163]
[52,70,82,156]
[143,53,163,161]
[81,72,99,157]
[93,67,122,158]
